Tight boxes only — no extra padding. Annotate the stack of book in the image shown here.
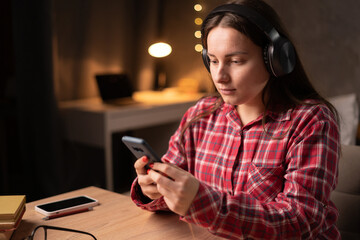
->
[0,195,26,232]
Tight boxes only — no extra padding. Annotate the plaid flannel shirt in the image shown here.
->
[131,96,340,239]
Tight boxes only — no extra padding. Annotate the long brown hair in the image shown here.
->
[179,0,338,145]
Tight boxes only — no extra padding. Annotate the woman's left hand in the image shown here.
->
[147,163,200,216]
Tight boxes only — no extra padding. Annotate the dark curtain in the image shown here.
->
[10,0,64,201]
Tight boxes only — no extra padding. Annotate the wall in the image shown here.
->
[266,0,360,99]
[52,0,156,100]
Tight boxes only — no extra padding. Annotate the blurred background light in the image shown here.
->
[148,42,172,58]
[194,4,202,12]
[194,30,201,38]
[194,17,203,25]
[195,44,203,52]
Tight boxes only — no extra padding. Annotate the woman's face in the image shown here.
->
[207,26,270,108]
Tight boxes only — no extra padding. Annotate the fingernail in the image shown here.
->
[149,163,154,168]
[147,169,151,174]
[142,156,148,162]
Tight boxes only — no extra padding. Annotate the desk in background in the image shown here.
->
[11,186,220,239]
[59,90,203,191]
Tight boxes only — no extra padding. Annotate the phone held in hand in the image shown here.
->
[35,195,99,220]
[122,136,162,169]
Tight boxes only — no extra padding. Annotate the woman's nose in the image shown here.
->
[212,64,229,83]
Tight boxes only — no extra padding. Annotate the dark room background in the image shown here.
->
[1,0,359,201]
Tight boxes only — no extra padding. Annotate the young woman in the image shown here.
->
[131,0,340,239]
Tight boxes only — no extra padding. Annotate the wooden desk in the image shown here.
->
[10,186,220,240]
[59,90,202,190]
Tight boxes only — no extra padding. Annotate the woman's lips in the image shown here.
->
[218,88,236,95]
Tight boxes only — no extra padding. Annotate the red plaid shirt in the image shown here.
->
[131,96,340,239]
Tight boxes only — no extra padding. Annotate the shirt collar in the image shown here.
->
[222,103,292,125]
[266,108,292,122]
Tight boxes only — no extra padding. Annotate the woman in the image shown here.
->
[131,0,340,239]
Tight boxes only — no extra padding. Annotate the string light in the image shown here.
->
[193,2,204,53]
[194,17,203,25]
[194,30,201,38]
[194,4,202,11]
[195,44,203,52]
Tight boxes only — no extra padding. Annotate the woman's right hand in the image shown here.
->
[134,156,162,200]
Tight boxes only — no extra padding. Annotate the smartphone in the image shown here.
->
[35,195,99,219]
[122,136,162,168]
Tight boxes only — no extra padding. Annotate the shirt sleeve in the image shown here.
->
[181,106,340,239]
[130,178,170,212]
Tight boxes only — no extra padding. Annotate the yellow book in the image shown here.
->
[0,196,26,221]
[0,205,25,230]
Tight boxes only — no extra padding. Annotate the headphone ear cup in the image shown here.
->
[269,38,296,77]
[202,48,211,72]
[263,44,273,75]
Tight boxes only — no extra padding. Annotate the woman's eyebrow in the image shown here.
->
[207,51,249,58]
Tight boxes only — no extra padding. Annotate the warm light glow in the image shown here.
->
[194,30,201,38]
[194,17,203,25]
[148,42,172,58]
[195,44,203,52]
[194,4,202,11]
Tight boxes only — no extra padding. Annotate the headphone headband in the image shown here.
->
[201,4,296,77]
[203,4,280,42]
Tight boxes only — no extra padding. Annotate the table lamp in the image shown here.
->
[148,41,172,90]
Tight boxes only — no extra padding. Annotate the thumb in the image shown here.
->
[134,156,149,175]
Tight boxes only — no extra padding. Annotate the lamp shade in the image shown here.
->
[148,42,172,58]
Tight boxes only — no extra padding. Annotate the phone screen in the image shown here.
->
[37,196,96,212]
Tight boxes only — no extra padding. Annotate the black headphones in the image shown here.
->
[201,4,296,77]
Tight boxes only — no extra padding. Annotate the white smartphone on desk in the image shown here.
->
[35,195,99,220]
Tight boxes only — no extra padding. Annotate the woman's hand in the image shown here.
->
[148,162,200,216]
[134,156,162,200]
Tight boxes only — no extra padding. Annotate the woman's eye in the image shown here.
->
[231,59,245,64]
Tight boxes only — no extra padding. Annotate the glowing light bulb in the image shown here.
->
[194,30,201,38]
[194,4,202,11]
[195,44,203,52]
[194,18,203,25]
[148,42,172,58]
